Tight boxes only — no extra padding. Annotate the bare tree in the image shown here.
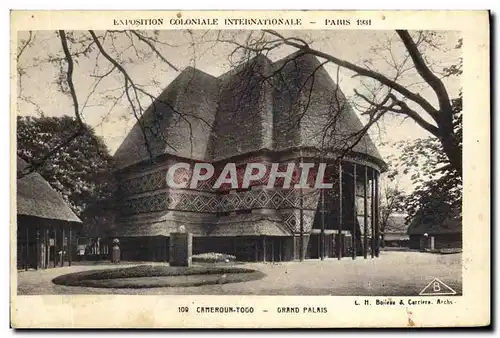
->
[16,29,209,178]
[211,30,462,177]
[379,184,406,236]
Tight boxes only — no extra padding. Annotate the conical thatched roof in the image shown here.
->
[16,157,81,223]
[114,53,386,170]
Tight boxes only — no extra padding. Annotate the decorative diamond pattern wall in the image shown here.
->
[119,188,321,216]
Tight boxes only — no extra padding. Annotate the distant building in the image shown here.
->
[16,157,82,269]
[407,211,462,251]
[113,53,387,262]
[382,213,410,248]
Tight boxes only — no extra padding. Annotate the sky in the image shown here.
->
[16,29,461,192]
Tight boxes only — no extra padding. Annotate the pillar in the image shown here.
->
[352,163,357,259]
[338,161,343,260]
[371,169,375,258]
[165,236,169,262]
[36,226,40,270]
[320,189,325,260]
[68,225,72,266]
[363,166,368,259]
[25,226,29,271]
[254,239,259,262]
[169,232,192,267]
[60,226,65,267]
[44,226,49,269]
[278,238,282,262]
[271,239,274,263]
[53,226,57,268]
[374,171,380,257]
[299,185,304,261]
[298,154,306,262]
[262,236,267,262]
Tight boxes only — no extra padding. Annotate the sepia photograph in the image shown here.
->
[10,10,490,328]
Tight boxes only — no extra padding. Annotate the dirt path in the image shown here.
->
[16,251,462,296]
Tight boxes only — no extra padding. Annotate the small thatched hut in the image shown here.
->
[16,157,82,270]
[407,211,462,251]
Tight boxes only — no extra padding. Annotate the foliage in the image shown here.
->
[385,94,462,224]
[17,115,116,234]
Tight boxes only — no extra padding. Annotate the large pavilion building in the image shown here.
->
[113,53,386,262]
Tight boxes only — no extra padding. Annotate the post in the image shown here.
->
[278,239,282,262]
[68,225,72,266]
[254,239,259,262]
[60,226,65,267]
[45,227,49,269]
[363,166,368,259]
[112,238,121,263]
[352,164,357,260]
[271,239,274,263]
[371,169,375,258]
[36,226,40,270]
[53,226,57,268]
[338,161,343,260]
[375,171,380,257]
[262,236,267,262]
[320,188,325,260]
[299,154,304,261]
[169,233,192,267]
[25,226,29,271]
[167,237,170,262]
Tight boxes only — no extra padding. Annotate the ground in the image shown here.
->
[17,251,462,296]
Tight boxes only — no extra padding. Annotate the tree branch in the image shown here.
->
[396,30,452,114]
[354,89,440,137]
[59,30,83,126]
[262,29,441,121]
[130,30,179,71]
[17,31,33,62]
[387,94,440,137]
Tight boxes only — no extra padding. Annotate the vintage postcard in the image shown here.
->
[10,10,490,328]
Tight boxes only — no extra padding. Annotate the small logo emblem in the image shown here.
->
[419,278,457,296]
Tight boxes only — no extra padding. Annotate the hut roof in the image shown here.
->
[114,53,386,170]
[16,157,81,223]
[407,212,461,236]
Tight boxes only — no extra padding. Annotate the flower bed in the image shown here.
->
[192,252,236,263]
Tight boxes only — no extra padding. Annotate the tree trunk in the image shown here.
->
[439,130,462,177]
